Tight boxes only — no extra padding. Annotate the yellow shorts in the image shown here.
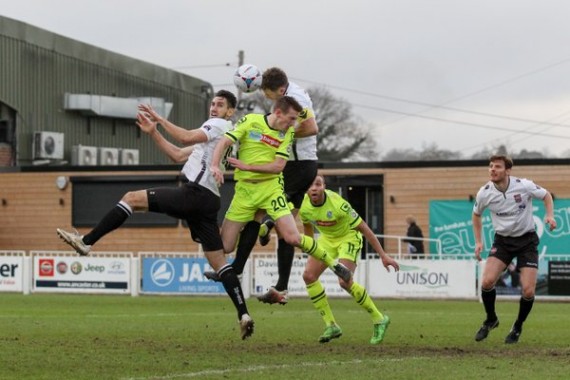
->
[225,178,291,222]
[317,230,363,263]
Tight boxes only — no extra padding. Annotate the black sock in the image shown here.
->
[481,287,497,321]
[515,296,534,330]
[231,221,260,275]
[219,264,248,319]
[274,239,295,291]
[83,203,132,246]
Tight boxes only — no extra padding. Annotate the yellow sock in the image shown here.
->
[300,235,335,268]
[307,280,335,326]
[349,282,383,324]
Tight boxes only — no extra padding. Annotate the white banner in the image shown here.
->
[253,256,364,298]
[0,256,24,292]
[367,259,477,299]
[33,256,131,294]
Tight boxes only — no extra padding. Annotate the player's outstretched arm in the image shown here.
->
[356,221,399,272]
[138,104,207,146]
[136,112,192,163]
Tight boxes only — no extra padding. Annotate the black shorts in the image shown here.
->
[489,231,539,269]
[283,160,318,209]
[147,182,223,252]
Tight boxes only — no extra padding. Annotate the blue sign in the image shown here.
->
[142,257,227,294]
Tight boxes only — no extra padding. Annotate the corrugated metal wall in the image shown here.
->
[0,16,211,165]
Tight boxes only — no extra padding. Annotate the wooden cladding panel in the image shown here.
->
[1,165,569,254]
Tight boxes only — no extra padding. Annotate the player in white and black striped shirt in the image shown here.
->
[57,90,255,340]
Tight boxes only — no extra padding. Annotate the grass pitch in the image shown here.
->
[0,293,569,379]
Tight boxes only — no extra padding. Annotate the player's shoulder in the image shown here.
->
[235,113,264,126]
[513,176,543,191]
[325,189,345,205]
[512,176,532,185]
[285,82,312,107]
[203,117,232,130]
[324,189,340,199]
[478,180,494,192]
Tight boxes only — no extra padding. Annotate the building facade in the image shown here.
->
[0,15,212,167]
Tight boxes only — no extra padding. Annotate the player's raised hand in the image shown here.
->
[138,104,162,122]
[136,112,156,134]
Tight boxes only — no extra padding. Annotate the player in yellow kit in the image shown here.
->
[300,175,399,344]
[210,96,352,287]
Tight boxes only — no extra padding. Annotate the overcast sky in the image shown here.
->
[2,0,570,159]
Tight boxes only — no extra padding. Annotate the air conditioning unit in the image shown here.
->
[33,131,64,160]
[71,145,98,166]
[120,148,139,165]
[98,147,119,165]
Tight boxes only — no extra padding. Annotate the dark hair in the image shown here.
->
[489,154,513,169]
[214,90,237,109]
[274,95,302,113]
[261,67,288,91]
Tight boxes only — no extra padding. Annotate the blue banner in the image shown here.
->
[141,257,227,294]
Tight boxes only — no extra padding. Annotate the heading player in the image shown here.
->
[209,96,352,285]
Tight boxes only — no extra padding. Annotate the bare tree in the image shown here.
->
[308,87,378,161]
[383,143,462,161]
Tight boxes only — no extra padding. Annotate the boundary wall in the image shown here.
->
[2,251,568,301]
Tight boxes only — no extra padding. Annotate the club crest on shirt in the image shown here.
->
[514,194,522,203]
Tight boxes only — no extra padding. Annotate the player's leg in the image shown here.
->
[57,188,149,255]
[505,236,539,344]
[505,266,537,344]
[205,249,253,339]
[219,182,257,254]
[273,237,295,291]
[274,214,351,282]
[231,210,267,275]
[303,256,341,343]
[220,219,246,254]
[272,208,299,292]
[268,160,318,286]
[475,256,507,341]
[188,189,254,340]
[336,237,391,344]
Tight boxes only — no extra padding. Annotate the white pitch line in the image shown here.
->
[120,357,426,380]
